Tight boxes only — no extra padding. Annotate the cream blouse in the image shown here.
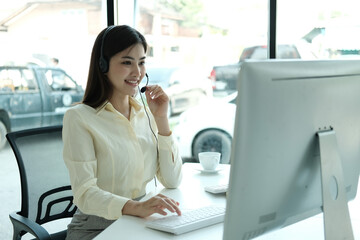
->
[62,97,182,220]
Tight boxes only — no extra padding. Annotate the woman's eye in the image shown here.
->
[139,61,146,66]
[122,61,132,65]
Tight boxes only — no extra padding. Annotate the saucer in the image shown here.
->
[196,166,223,174]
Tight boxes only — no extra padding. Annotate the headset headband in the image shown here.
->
[99,25,116,73]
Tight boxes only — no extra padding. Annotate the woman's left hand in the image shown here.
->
[144,85,169,118]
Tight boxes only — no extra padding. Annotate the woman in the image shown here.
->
[63,25,183,239]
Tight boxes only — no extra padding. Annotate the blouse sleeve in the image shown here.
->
[62,108,129,220]
[156,133,183,188]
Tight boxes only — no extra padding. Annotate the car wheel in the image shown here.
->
[0,121,7,150]
[193,130,232,164]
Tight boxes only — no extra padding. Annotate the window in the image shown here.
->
[277,0,360,60]
[136,0,268,67]
[43,69,77,91]
[0,2,105,237]
[134,0,268,163]
[0,0,105,150]
[133,0,360,164]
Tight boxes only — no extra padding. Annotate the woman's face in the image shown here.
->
[106,43,146,98]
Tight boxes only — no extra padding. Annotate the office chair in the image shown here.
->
[6,125,76,240]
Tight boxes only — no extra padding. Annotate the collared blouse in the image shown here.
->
[62,97,182,220]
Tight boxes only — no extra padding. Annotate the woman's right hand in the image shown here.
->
[122,193,182,218]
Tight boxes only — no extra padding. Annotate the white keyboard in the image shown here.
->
[204,183,228,194]
[145,205,225,235]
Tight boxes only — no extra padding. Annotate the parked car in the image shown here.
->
[209,44,310,92]
[145,66,213,116]
[0,65,84,149]
[173,92,237,164]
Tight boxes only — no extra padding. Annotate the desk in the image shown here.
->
[95,163,229,240]
[95,163,360,240]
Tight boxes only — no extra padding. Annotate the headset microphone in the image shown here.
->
[140,73,149,93]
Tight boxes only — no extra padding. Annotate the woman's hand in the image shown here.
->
[144,85,169,119]
[122,193,181,218]
[144,85,171,136]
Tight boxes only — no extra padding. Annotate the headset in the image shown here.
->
[99,25,116,73]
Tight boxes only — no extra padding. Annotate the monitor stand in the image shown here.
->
[317,129,354,240]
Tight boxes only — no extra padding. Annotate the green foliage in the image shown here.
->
[159,0,206,27]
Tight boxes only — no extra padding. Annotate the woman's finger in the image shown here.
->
[154,194,181,215]
[163,198,182,215]
[146,85,168,100]
[154,205,168,216]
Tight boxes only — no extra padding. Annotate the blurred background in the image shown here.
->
[1,0,360,238]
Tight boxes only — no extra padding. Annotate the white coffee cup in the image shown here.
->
[198,152,221,171]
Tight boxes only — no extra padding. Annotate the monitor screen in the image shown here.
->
[223,59,360,240]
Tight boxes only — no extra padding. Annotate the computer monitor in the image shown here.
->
[223,59,360,240]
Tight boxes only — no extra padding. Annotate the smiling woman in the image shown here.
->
[62,25,183,239]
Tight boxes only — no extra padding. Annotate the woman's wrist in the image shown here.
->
[154,116,171,136]
[122,200,140,216]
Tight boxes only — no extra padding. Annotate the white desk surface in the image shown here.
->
[95,163,360,240]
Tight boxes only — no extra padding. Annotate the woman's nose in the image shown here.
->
[132,65,141,78]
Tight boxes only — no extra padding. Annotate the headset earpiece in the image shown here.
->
[99,25,116,73]
[99,56,108,73]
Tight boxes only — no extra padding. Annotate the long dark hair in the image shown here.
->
[82,25,148,108]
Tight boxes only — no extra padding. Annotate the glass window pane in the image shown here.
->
[42,69,77,91]
[277,0,360,60]
[0,1,109,238]
[135,0,268,163]
[0,0,106,139]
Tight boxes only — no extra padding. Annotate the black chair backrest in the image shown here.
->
[6,125,76,224]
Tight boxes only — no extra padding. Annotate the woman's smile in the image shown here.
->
[125,78,140,87]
